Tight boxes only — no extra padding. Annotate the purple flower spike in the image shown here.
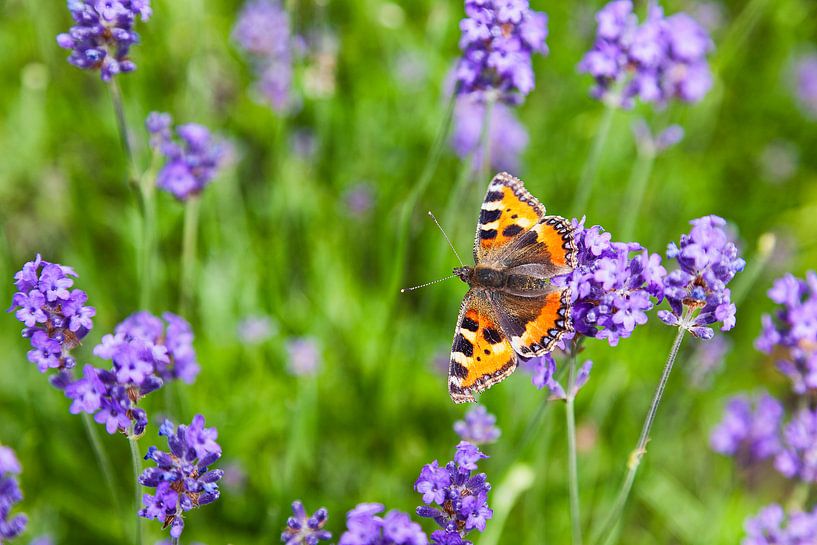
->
[56,0,151,81]
[338,503,427,545]
[139,415,223,540]
[659,215,745,338]
[553,218,666,347]
[756,272,817,394]
[450,95,529,173]
[285,337,322,376]
[579,1,714,108]
[792,53,817,119]
[710,393,783,466]
[0,445,28,542]
[775,408,817,483]
[454,405,500,445]
[415,443,492,541]
[147,112,227,201]
[233,0,296,112]
[743,503,817,545]
[9,255,95,373]
[281,500,332,545]
[522,355,592,400]
[455,0,549,105]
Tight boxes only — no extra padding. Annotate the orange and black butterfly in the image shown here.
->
[448,172,578,403]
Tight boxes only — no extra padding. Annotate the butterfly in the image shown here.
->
[448,172,578,403]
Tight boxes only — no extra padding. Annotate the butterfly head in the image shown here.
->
[453,266,474,285]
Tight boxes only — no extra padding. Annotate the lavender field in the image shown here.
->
[1,0,817,544]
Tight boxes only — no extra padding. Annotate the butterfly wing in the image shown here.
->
[449,289,518,404]
[488,287,573,357]
[474,172,546,264]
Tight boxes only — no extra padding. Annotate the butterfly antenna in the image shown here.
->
[428,211,464,267]
[401,274,457,293]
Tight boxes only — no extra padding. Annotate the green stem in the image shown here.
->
[81,413,122,520]
[566,355,583,545]
[593,325,687,545]
[129,436,144,545]
[179,196,201,315]
[618,149,656,242]
[478,95,496,183]
[108,78,139,190]
[386,92,457,298]
[139,156,159,311]
[572,104,616,216]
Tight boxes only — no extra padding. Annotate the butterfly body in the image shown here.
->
[448,172,578,404]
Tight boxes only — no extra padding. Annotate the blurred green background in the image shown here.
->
[1,0,817,543]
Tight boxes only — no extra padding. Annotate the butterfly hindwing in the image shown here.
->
[502,215,578,273]
[449,290,518,404]
[489,287,573,357]
[474,172,545,263]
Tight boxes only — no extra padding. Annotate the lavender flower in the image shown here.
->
[0,445,27,542]
[139,416,223,540]
[686,336,731,388]
[523,355,593,400]
[658,215,745,339]
[95,311,199,384]
[450,96,529,172]
[237,315,277,345]
[233,0,295,112]
[147,112,226,201]
[282,501,331,545]
[578,1,714,107]
[756,272,817,394]
[415,442,492,542]
[743,503,817,545]
[338,504,426,545]
[455,0,549,104]
[9,255,95,373]
[344,183,375,217]
[775,408,817,483]
[792,53,817,119]
[454,405,500,445]
[554,219,666,347]
[631,119,684,155]
[285,337,322,376]
[56,0,151,81]
[710,393,783,465]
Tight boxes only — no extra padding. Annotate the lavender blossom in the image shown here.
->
[139,416,223,540]
[686,336,731,388]
[0,445,27,542]
[285,337,322,376]
[454,405,500,445]
[338,504,426,545]
[233,0,295,112]
[775,408,817,483]
[95,311,199,384]
[792,53,817,119]
[578,1,714,107]
[147,112,226,201]
[450,96,529,172]
[756,272,817,394]
[743,503,817,545]
[237,315,277,345]
[710,393,783,465]
[455,0,549,104]
[282,501,331,545]
[56,0,151,81]
[554,219,666,347]
[8,255,95,373]
[631,119,684,155]
[523,355,593,400]
[414,442,492,542]
[658,215,745,339]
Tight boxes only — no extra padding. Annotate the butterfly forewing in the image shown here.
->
[474,172,546,264]
[449,290,518,404]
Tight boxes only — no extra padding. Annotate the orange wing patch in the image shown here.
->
[532,216,577,271]
[449,293,518,404]
[474,172,544,262]
[491,289,573,357]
